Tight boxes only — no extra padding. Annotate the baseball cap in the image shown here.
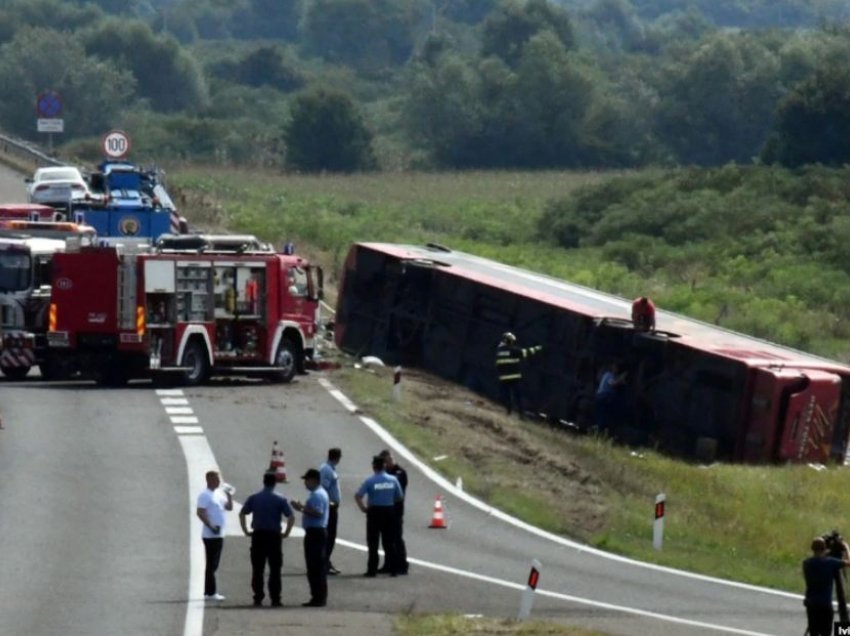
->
[301,468,321,480]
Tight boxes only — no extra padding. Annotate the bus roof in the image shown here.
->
[357,242,850,374]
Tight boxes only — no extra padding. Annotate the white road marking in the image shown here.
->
[167,407,195,415]
[178,434,215,636]
[334,538,773,636]
[171,416,200,425]
[161,397,190,406]
[174,426,204,435]
[156,389,185,396]
[319,380,803,605]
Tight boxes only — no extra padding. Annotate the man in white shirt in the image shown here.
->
[196,470,233,601]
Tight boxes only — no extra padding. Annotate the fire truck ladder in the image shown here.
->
[117,255,138,331]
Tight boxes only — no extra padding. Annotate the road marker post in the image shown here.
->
[653,493,666,551]
[517,559,542,620]
[392,366,402,402]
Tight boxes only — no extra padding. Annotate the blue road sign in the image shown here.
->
[36,91,63,118]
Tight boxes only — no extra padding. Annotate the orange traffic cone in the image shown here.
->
[269,440,288,483]
[428,495,448,529]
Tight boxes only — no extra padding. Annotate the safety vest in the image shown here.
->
[495,343,542,382]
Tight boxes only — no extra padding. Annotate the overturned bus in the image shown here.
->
[334,242,850,464]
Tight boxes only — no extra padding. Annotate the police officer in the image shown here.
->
[354,455,404,577]
[239,472,295,607]
[291,468,329,607]
[319,448,342,575]
[378,449,408,575]
[495,332,542,419]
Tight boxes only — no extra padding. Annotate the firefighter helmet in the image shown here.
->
[502,332,516,345]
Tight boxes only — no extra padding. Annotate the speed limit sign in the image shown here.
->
[102,129,131,159]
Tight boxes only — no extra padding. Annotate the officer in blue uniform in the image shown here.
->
[354,455,404,577]
[291,468,330,607]
[319,448,342,575]
[239,472,295,607]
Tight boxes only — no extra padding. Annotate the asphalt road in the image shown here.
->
[0,161,810,635]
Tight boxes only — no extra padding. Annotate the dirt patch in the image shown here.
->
[346,364,609,537]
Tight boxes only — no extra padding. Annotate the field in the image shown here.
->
[171,166,850,592]
[396,614,605,635]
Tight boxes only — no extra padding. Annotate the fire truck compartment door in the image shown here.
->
[145,260,175,293]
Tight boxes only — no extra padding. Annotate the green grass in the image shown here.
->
[395,614,606,635]
[338,366,847,593]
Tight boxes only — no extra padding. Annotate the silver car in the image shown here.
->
[26,166,90,207]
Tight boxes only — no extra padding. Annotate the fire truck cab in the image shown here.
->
[47,234,323,386]
[0,235,67,379]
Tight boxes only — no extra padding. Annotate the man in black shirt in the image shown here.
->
[803,536,850,636]
[378,449,408,575]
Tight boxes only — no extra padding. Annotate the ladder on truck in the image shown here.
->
[117,255,138,331]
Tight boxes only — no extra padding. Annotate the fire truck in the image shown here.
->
[0,235,67,379]
[47,234,323,386]
[0,220,96,380]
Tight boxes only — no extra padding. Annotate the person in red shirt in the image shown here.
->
[631,297,656,332]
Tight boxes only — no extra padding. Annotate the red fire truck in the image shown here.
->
[47,234,323,386]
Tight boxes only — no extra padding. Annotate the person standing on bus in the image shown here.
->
[631,297,656,332]
[495,332,542,419]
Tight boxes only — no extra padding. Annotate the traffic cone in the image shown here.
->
[428,495,448,529]
[269,440,288,483]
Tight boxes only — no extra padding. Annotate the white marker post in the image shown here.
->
[653,493,666,551]
[392,366,402,402]
[517,559,542,620]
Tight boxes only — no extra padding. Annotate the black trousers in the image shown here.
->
[303,528,328,604]
[326,505,339,565]
[499,380,523,416]
[367,506,399,575]
[381,505,407,573]
[250,530,283,603]
[202,538,223,596]
[805,604,833,636]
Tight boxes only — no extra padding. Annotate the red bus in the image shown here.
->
[334,242,850,464]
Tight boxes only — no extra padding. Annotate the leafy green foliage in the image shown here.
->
[302,0,425,74]
[81,18,208,112]
[0,27,134,137]
[481,0,575,66]
[284,87,376,172]
[209,45,306,92]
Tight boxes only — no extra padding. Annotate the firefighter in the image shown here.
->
[631,297,656,332]
[495,332,542,419]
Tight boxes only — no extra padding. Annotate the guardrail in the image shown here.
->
[0,132,64,172]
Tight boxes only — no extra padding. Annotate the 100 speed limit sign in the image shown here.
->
[102,129,131,159]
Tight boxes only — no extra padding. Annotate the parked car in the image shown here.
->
[26,166,90,208]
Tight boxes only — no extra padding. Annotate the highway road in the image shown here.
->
[0,162,809,635]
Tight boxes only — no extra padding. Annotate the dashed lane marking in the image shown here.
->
[171,416,199,425]
[161,397,189,406]
[166,406,195,415]
[174,426,204,435]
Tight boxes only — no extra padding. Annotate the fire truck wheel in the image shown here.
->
[181,339,210,386]
[272,338,297,384]
[1,366,30,381]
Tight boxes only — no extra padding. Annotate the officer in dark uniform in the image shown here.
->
[354,455,404,577]
[378,449,408,575]
[239,472,295,607]
[495,332,542,418]
[291,468,330,607]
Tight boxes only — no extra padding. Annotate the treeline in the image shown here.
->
[541,164,850,354]
[2,0,850,171]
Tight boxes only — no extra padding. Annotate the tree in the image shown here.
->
[654,33,782,165]
[82,18,208,112]
[284,88,375,172]
[234,0,302,41]
[302,0,425,73]
[0,27,134,138]
[481,0,575,66]
[763,63,850,167]
[211,46,305,92]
